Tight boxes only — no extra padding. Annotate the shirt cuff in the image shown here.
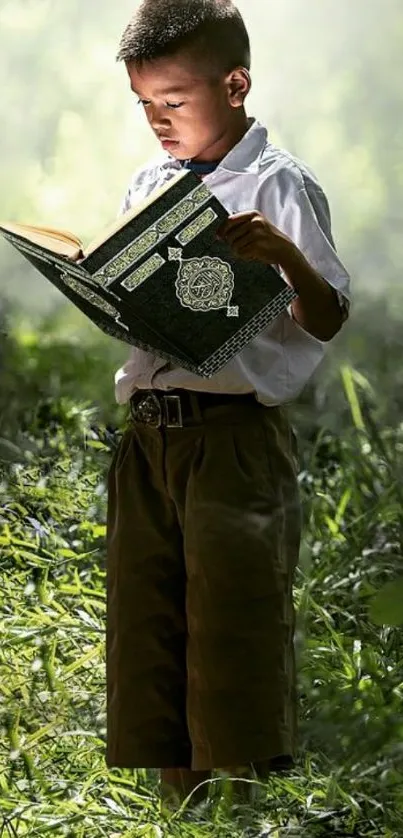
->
[286,281,350,323]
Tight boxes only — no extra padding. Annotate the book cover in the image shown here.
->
[0,170,297,377]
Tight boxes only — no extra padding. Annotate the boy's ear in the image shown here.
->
[226,67,251,108]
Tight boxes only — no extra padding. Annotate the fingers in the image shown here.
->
[216,212,278,263]
[232,244,261,261]
[217,211,258,239]
[221,228,255,248]
[219,211,257,232]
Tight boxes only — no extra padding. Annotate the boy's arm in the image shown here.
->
[277,237,348,342]
[217,170,350,343]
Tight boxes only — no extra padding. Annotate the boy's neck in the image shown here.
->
[191,109,249,165]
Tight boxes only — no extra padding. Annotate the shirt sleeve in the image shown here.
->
[264,165,351,318]
[117,190,131,217]
[115,158,161,217]
[116,154,176,219]
[116,167,151,218]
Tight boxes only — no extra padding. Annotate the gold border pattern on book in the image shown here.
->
[2,231,128,330]
[96,182,211,285]
[59,273,128,327]
[197,286,297,377]
[121,253,166,292]
[175,207,218,247]
[2,233,87,281]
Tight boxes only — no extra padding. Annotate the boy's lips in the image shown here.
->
[159,137,180,149]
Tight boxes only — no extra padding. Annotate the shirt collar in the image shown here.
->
[161,117,268,177]
[218,117,268,174]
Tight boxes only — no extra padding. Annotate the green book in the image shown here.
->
[0,170,296,377]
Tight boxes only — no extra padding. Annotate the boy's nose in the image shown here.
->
[147,104,171,133]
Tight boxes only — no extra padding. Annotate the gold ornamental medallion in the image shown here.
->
[168,248,239,317]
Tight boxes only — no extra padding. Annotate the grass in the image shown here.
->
[0,316,402,837]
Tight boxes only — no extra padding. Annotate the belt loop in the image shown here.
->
[189,392,203,423]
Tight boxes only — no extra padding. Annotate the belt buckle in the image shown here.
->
[162,394,183,428]
[131,392,162,427]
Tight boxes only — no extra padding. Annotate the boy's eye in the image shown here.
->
[137,98,184,109]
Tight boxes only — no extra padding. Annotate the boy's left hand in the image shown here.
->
[217,211,293,266]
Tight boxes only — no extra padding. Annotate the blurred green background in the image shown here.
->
[1,1,402,836]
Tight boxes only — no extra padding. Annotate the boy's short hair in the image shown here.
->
[116,0,250,74]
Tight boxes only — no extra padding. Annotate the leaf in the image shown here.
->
[62,642,104,678]
[102,796,127,815]
[340,365,365,431]
[335,488,351,525]
[368,576,403,626]
[85,440,107,450]
[25,722,57,747]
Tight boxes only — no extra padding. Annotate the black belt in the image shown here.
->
[129,388,257,428]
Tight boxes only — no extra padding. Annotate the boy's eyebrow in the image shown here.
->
[130,84,190,96]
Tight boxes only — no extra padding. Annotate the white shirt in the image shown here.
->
[115,117,351,406]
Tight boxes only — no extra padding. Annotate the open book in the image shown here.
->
[0,170,297,377]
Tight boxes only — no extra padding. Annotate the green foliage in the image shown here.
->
[1,321,402,837]
[369,578,403,627]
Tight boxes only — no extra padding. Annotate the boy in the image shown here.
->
[106,0,351,814]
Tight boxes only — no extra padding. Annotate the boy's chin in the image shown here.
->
[160,140,197,161]
[169,148,191,161]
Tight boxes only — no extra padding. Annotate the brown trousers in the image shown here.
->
[105,397,301,771]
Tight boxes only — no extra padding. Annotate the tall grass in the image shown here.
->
[0,317,402,837]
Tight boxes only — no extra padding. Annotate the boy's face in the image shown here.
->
[126,52,250,162]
